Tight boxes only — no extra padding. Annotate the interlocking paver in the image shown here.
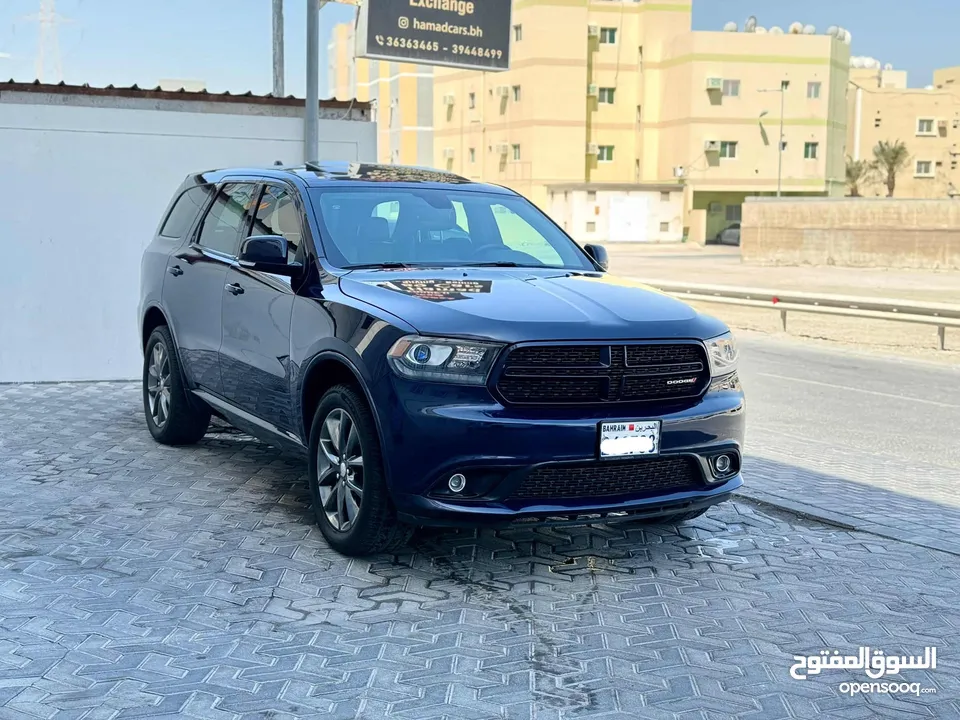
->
[0,382,958,719]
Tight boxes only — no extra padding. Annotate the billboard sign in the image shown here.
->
[355,0,512,72]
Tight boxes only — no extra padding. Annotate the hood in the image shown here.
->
[339,268,727,343]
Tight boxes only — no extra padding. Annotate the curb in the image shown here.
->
[735,488,960,558]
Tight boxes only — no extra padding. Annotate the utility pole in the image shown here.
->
[305,0,325,162]
[24,0,71,83]
[759,81,789,197]
[777,85,785,197]
[272,0,285,97]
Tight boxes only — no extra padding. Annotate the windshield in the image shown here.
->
[309,188,596,271]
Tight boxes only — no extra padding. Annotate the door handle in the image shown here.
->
[225,283,245,296]
[168,265,184,277]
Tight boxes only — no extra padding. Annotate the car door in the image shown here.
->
[219,182,301,434]
[162,182,258,393]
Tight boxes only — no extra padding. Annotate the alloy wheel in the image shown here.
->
[316,408,365,532]
[146,342,172,428]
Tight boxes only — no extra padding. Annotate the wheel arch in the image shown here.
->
[140,304,203,412]
[299,352,387,461]
[141,305,170,349]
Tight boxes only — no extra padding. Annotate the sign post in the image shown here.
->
[356,0,512,71]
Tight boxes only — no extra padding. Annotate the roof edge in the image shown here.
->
[0,80,370,111]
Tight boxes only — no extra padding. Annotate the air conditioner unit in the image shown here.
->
[705,77,723,91]
[708,202,722,213]
[495,143,510,154]
[496,85,510,97]
[442,94,455,106]
[587,24,600,37]
[704,140,721,152]
[586,143,600,155]
[587,84,599,96]
[443,147,455,159]
[938,119,948,128]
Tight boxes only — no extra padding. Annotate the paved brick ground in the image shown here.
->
[1,382,959,719]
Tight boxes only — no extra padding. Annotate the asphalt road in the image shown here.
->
[736,333,960,553]
[741,333,960,466]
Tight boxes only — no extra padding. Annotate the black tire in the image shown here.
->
[307,384,412,556]
[142,326,210,445]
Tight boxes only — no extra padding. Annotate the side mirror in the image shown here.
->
[583,243,609,271]
[238,235,300,276]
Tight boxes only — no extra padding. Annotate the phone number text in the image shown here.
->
[380,36,439,51]
[452,44,503,59]
[375,35,504,59]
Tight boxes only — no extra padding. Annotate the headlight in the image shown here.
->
[387,335,502,385]
[704,332,738,377]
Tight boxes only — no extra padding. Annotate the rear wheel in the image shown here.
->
[143,326,210,445]
[307,385,412,556]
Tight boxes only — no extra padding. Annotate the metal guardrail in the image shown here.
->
[634,279,960,351]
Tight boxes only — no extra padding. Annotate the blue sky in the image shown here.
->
[0,0,956,97]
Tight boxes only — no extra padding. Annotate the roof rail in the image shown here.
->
[304,161,323,172]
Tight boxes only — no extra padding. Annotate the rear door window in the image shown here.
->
[196,183,258,256]
[159,186,213,239]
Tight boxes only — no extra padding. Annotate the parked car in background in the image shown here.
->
[139,163,745,556]
[712,223,741,246]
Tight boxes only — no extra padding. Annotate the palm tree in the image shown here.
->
[845,157,874,197]
[872,140,911,197]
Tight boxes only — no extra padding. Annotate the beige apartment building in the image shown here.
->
[848,62,960,199]
[327,22,434,166]
[434,0,851,242]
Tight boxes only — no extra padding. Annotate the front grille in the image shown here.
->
[495,343,709,405]
[511,456,703,501]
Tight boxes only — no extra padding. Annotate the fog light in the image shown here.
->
[715,454,732,474]
[448,473,467,493]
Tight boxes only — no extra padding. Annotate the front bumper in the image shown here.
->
[372,375,745,527]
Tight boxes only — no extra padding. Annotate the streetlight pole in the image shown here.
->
[305,0,324,163]
[272,0,285,97]
[759,82,788,197]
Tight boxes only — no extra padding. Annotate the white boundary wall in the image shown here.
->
[0,91,376,383]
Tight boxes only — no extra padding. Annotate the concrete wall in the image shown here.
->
[0,93,376,383]
[742,198,960,269]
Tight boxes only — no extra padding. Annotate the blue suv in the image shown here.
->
[139,163,745,556]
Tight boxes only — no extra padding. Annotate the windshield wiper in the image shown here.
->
[461,261,537,268]
[346,262,417,269]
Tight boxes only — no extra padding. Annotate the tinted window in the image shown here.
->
[310,188,593,271]
[197,183,258,256]
[160,186,212,238]
[250,186,302,263]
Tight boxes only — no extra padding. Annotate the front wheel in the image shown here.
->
[307,385,412,556]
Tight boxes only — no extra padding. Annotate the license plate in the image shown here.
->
[599,420,661,458]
